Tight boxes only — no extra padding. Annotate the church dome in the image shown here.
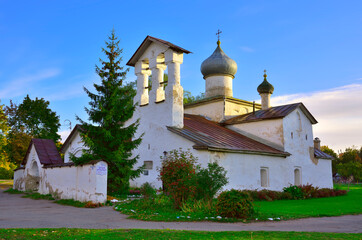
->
[201,40,237,79]
[257,70,274,94]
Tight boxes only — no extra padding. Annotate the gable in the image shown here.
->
[22,139,63,166]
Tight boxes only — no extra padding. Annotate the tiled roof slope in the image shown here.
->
[222,103,318,125]
[22,138,63,165]
[168,114,290,157]
[314,148,334,159]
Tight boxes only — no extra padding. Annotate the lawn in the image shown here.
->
[0,229,361,240]
[115,184,362,222]
[256,184,362,220]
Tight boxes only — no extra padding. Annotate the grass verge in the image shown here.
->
[4,188,23,194]
[22,193,55,200]
[54,199,87,208]
[0,229,361,240]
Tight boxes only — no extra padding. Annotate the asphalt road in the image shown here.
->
[0,189,361,233]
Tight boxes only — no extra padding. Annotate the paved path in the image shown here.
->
[1,189,361,233]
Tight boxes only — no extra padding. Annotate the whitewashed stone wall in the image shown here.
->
[40,161,107,203]
[13,144,107,203]
[283,108,333,188]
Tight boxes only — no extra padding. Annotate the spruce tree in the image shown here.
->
[74,30,142,193]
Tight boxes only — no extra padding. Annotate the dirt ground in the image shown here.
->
[0,189,361,233]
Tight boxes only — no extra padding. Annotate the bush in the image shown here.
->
[0,167,13,179]
[159,148,198,209]
[140,182,156,200]
[195,162,228,201]
[215,189,255,219]
[283,185,304,199]
[300,184,319,199]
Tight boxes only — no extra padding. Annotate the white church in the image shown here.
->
[14,35,333,202]
[63,35,333,191]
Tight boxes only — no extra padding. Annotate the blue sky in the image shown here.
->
[1,0,361,151]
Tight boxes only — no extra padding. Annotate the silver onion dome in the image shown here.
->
[201,40,237,79]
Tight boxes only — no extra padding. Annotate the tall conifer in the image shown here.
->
[74,30,142,193]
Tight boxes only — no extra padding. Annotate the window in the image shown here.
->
[143,161,153,176]
[260,167,269,187]
[294,168,301,186]
[144,161,153,170]
[291,132,293,139]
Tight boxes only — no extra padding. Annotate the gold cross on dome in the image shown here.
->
[216,29,222,41]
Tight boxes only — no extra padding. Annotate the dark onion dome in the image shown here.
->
[201,40,237,79]
[257,70,274,94]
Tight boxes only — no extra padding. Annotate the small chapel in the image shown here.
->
[14,35,334,200]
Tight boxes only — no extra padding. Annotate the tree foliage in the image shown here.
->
[322,146,362,182]
[73,30,142,194]
[0,101,13,170]
[5,96,61,142]
[337,147,362,182]
[183,91,205,104]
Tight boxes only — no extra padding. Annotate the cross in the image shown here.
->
[216,29,222,41]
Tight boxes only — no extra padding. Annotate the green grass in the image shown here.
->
[54,199,87,208]
[116,184,362,222]
[0,229,360,240]
[22,193,55,200]
[4,188,23,194]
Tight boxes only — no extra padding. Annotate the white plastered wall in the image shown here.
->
[39,161,108,203]
[228,119,284,150]
[184,101,224,122]
[282,108,333,188]
[12,144,108,203]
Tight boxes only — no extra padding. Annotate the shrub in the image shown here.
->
[140,182,156,200]
[195,162,228,201]
[159,148,198,209]
[283,185,304,199]
[215,189,255,219]
[0,167,13,179]
[300,184,319,199]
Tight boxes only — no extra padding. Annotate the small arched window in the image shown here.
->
[260,167,269,187]
[296,111,302,132]
[294,168,301,186]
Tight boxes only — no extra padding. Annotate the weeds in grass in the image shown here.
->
[4,188,23,194]
[22,193,55,200]
[54,199,87,208]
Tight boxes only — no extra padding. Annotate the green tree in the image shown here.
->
[73,30,142,194]
[183,91,205,104]
[337,147,362,182]
[0,101,13,170]
[6,96,61,142]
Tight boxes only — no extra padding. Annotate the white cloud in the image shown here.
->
[270,84,362,152]
[240,46,255,52]
[0,68,60,99]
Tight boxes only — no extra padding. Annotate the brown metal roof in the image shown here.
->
[126,35,191,67]
[222,102,318,125]
[59,124,82,153]
[22,139,63,165]
[168,114,290,157]
[314,148,334,159]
